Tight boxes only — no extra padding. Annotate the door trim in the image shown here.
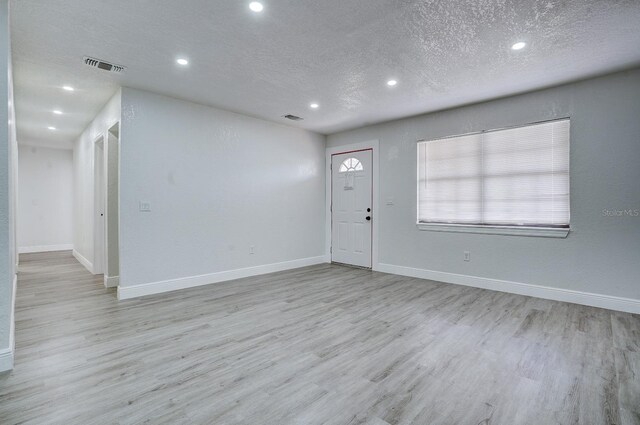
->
[325,140,379,271]
[93,136,106,275]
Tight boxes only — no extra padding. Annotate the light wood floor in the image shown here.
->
[1,251,638,425]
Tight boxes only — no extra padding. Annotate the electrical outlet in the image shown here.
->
[139,201,151,212]
[464,251,470,262]
[249,245,255,255]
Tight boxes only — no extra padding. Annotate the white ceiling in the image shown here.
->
[11,0,640,148]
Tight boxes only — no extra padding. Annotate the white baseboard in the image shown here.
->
[72,249,93,274]
[0,349,13,372]
[118,255,326,300]
[377,263,640,315]
[19,244,73,254]
[0,275,17,372]
[104,275,119,288]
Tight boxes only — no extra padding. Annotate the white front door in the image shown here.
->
[331,149,372,268]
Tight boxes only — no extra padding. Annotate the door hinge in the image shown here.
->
[330,247,332,254]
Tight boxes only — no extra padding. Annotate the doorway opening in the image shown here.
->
[93,122,120,287]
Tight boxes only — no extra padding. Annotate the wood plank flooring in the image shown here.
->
[1,251,639,425]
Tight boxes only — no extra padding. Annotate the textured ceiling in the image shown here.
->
[11,0,640,148]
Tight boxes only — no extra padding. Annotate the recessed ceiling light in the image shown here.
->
[62,85,74,91]
[176,58,189,66]
[511,41,526,50]
[249,2,264,12]
[310,103,319,109]
[48,126,56,130]
[387,79,398,87]
[53,110,63,115]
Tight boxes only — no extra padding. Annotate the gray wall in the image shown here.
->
[327,69,640,301]
[0,0,16,369]
[0,0,9,353]
[119,88,326,287]
[17,145,74,251]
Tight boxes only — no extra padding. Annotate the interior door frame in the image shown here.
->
[325,140,379,271]
[104,122,120,288]
[93,136,106,275]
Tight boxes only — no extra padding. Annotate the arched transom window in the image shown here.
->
[339,157,363,172]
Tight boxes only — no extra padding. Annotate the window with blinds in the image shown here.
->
[417,119,570,229]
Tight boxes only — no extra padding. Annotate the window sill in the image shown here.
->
[416,223,570,238]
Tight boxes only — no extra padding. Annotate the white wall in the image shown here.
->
[72,90,121,273]
[0,0,17,372]
[118,88,325,296]
[327,69,640,311]
[17,145,73,253]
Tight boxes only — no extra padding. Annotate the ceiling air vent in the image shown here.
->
[283,114,303,121]
[83,56,126,73]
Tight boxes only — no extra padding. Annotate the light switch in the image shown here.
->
[139,201,151,212]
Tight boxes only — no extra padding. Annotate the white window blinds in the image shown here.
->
[418,119,570,228]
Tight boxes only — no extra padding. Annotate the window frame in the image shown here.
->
[416,118,571,238]
[338,157,364,173]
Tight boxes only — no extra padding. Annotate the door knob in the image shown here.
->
[367,208,371,212]
[366,216,371,221]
